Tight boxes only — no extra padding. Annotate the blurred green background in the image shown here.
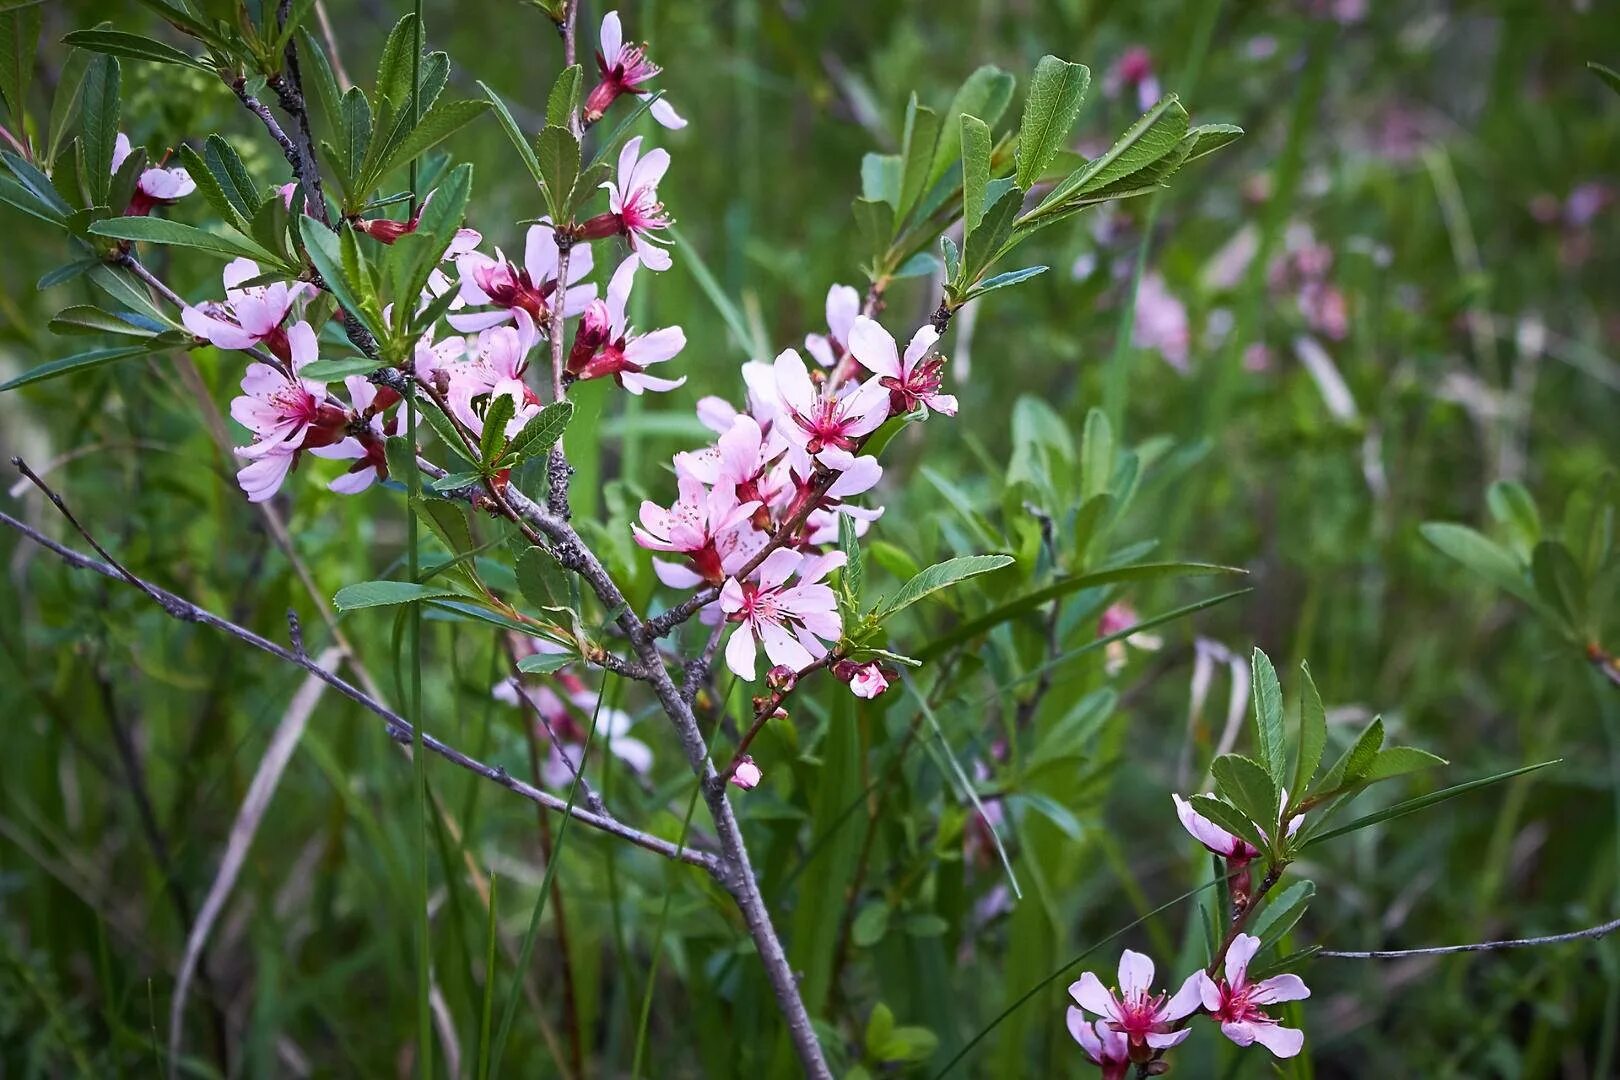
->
[3,0,1620,1076]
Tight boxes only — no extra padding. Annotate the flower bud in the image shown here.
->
[731,756,762,790]
[766,665,797,692]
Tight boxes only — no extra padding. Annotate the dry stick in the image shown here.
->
[1319,916,1620,959]
[0,492,717,874]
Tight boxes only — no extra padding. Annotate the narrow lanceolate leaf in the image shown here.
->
[1,5,43,124]
[48,305,163,338]
[479,394,516,469]
[929,64,1015,187]
[299,218,378,340]
[1034,95,1188,216]
[895,94,940,224]
[959,113,992,237]
[878,554,1014,620]
[80,54,120,204]
[0,344,155,392]
[371,97,488,184]
[1318,716,1384,795]
[547,64,583,128]
[962,184,1021,280]
[1182,123,1244,162]
[1359,746,1448,783]
[333,580,459,611]
[1530,540,1588,638]
[964,265,1047,300]
[516,652,573,675]
[1419,522,1537,606]
[1014,55,1090,190]
[535,124,580,221]
[1211,754,1281,839]
[89,217,277,262]
[1251,880,1315,951]
[1251,648,1288,785]
[478,79,543,185]
[204,134,261,219]
[177,145,248,232]
[59,29,210,71]
[1303,760,1560,848]
[1292,661,1327,799]
[838,512,864,615]
[501,400,575,468]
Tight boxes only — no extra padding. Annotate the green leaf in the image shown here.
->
[962,184,1021,281]
[1318,717,1384,795]
[958,113,992,238]
[895,94,940,224]
[916,561,1241,661]
[298,27,343,138]
[865,1003,896,1056]
[878,554,1014,620]
[333,580,460,611]
[177,144,247,232]
[516,652,573,675]
[1487,480,1542,557]
[583,89,667,170]
[87,263,174,327]
[334,86,373,193]
[300,217,380,341]
[860,152,902,208]
[411,497,474,557]
[941,235,960,284]
[45,45,90,167]
[502,400,575,469]
[1590,61,1620,97]
[0,344,155,392]
[1251,880,1314,951]
[204,134,260,220]
[851,902,889,948]
[374,13,418,108]
[535,124,580,221]
[930,64,1015,187]
[479,392,516,468]
[515,545,571,613]
[1014,55,1090,190]
[1251,648,1288,786]
[2,149,69,219]
[546,64,582,128]
[80,54,119,204]
[853,197,893,262]
[839,512,864,613]
[1420,522,1537,606]
[1187,794,1269,856]
[1304,760,1560,848]
[1359,746,1448,783]
[370,98,488,186]
[89,216,277,262]
[47,304,160,338]
[1182,122,1244,162]
[963,264,1047,301]
[59,29,210,71]
[478,79,543,186]
[1033,96,1188,217]
[1211,754,1281,840]
[1292,661,1327,799]
[0,5,42,125]
[299,356,386,380]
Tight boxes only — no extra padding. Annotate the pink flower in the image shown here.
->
[583,10,686,130]
[1104,46,1162,112]
[1195,934,1309,1057]
[1069,950,1203,1051]
[834,660,893,699]
[1133,273,1190,373]
[182,258,315,363]
[308,376,397,495]
[445,314,542,432]
[695,360,782,435]
[567,256,686,393]
[1066,1011,1131,1080]
[731,757,763,790]
[495,666,653,786]
[1098,601,1162,675]
[633,473,763,588]
[771,348,890,462]
[720,549,845,680]
[230,321,343,502]
[804,284,860,368]
[1172,793,1262,862]
[450,223,595,333]
[112,133,195,216]
[599,137,674,271]
[849,316,957,417]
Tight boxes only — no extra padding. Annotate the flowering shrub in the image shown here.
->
[0,2,1610,1077]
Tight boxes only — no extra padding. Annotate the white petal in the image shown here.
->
[848,315,901,379]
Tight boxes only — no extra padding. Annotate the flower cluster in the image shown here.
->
[1065,795,1313,1072]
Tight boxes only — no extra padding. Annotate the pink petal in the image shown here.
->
[1144,1028,1191,1050]
[1066,1007,1101,1062]
[1116,950,1155,998]
[649,96,687,130]
[1252,974,1310,1005]
[1068,972,1118,1021]
[598,10,622,65]
[902,324,940,371]
[723,624,757,680]
[1247,1022,1304,1058]
[623,326,685,367]
[1163,971,1206,1021]
[849,315,901,379]
[755,548,802,591]
[1224,933,1261,989]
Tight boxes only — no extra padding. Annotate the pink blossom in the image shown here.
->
[450,223,595,333]
[1098,601,1162,675]
[567,256,686,393]
[445,313,541,432]
[720,549,845,680]
[833,660,892,699]
[804,284,861,368]
[112,133,195,216]
[598,137,674,271]
[308,376,397,494]
[731,757,763,790]
[230,322,340,502]
[182,258,314,363]
[1172,793,1262,862]
[495,667,653,785]
[695,360,782,435]
[771,348,890,463]
[1069,950,1203,1051]
[849,316,957,417]
[1066,1011,1131,1080]
[1195,934,1309,1057]
[1132,272,1190,373]
[633,473,762,588]
[583,10,686,130]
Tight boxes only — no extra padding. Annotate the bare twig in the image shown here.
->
[0,493,717,873]
[1319,916,1620,958]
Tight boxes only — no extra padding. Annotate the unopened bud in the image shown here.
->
[766,665,797,691]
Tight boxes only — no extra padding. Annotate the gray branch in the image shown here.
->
[1319,915,1620,959]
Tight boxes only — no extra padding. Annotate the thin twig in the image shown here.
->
[0,493,716,873]
[1319,916,1620,958]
